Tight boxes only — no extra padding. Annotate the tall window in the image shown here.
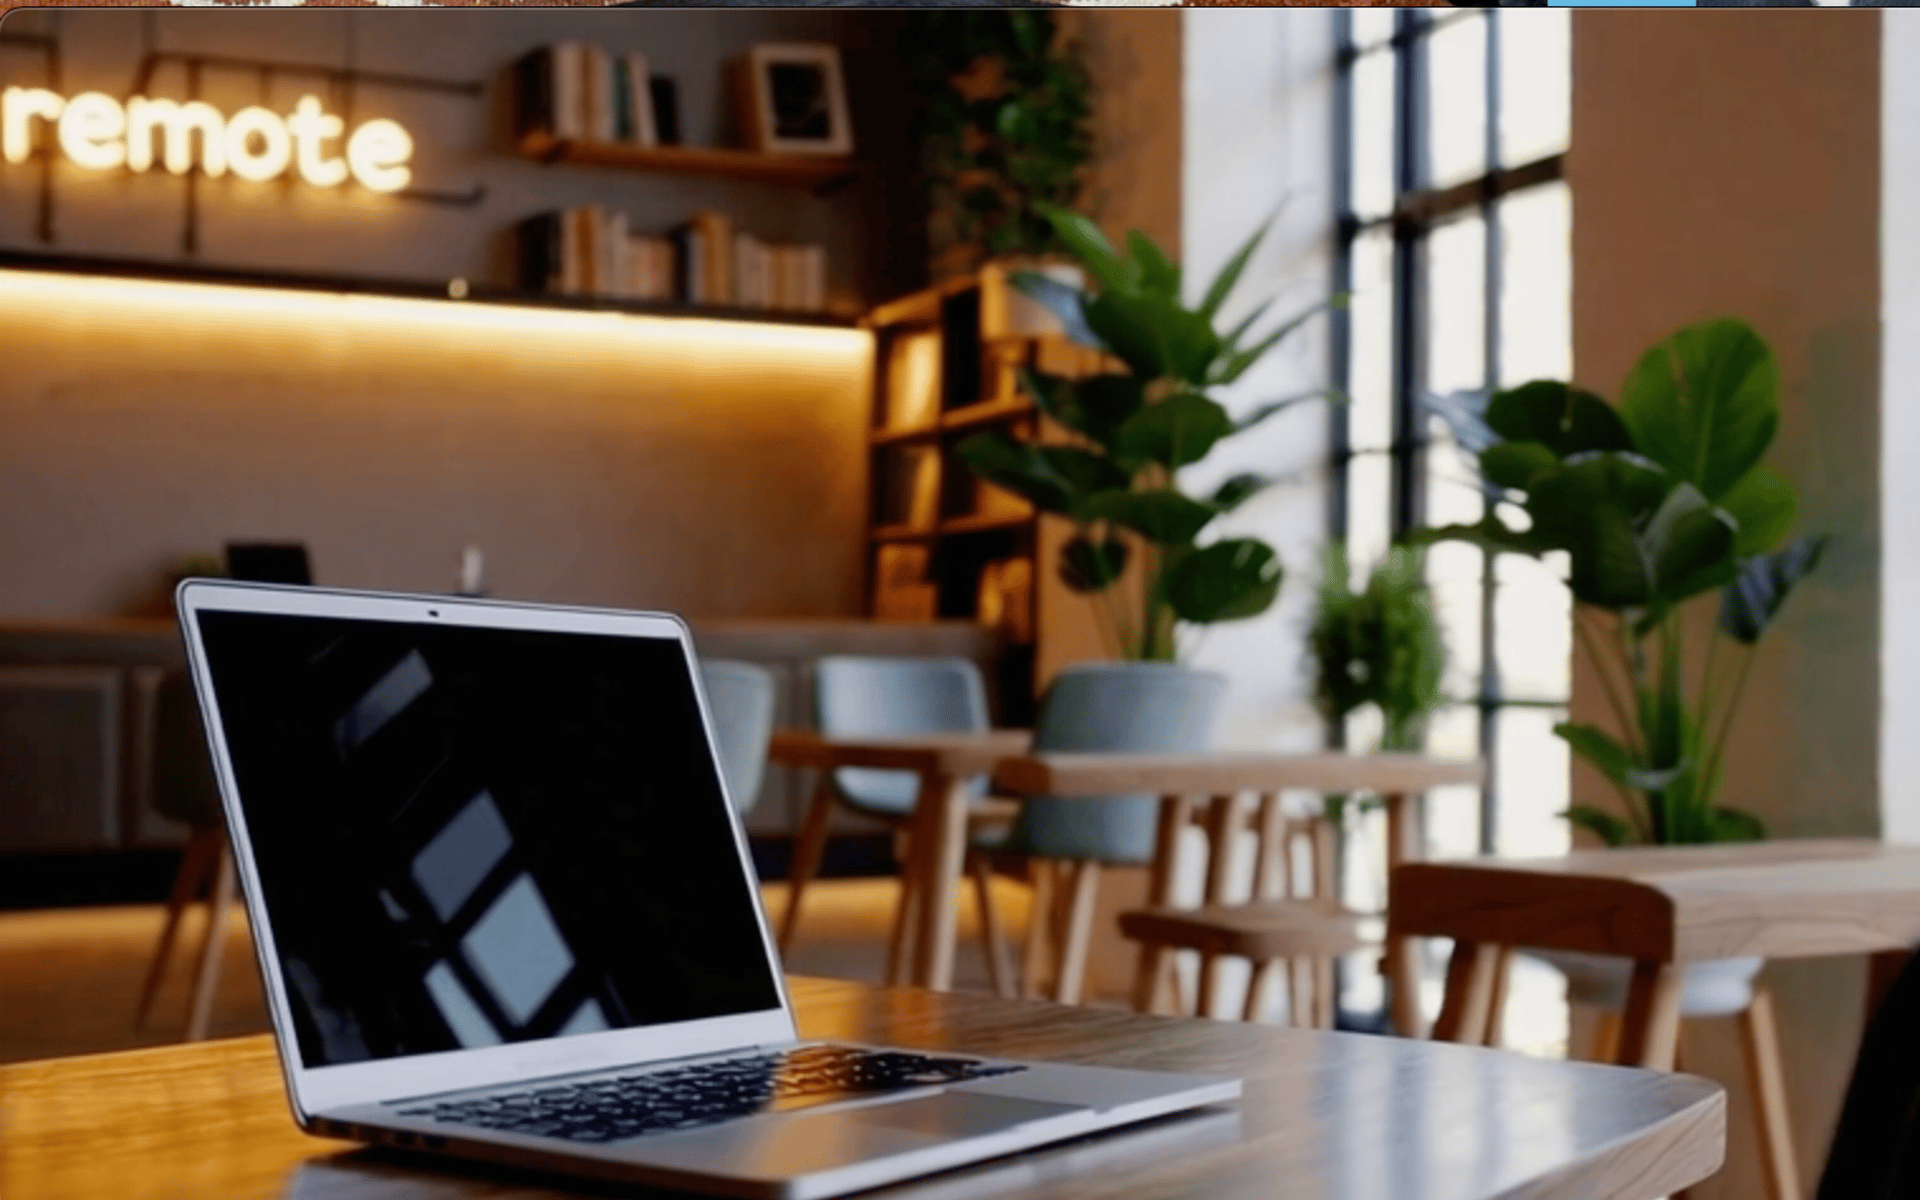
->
[1332,10,1573,866]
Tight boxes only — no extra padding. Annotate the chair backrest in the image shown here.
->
[698,659,776,815]
[1006,662,1228,865]
[814,656,990,815]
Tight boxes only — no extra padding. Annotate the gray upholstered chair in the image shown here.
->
[698,658,776,816]
[781,656,1016,993]
[999,662,1227,1004]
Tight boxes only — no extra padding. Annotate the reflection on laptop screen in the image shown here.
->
[193,610,782,1069]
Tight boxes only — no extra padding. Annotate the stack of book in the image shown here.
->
[514,42,679,146]
[517,207,829,312]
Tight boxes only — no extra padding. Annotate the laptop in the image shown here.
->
[174,581,1240,1200]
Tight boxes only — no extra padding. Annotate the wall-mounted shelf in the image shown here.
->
[516,132,858,192]
[0,249,860,330]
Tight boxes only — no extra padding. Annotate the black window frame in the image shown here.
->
[1329,8,1569,855]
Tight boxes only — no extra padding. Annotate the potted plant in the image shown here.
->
[954,203,1340,663]
[1416,316,1826,1010]
[1307,542,1446,900]
[905,12,1094,283]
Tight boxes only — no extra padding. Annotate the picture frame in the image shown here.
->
[735,43,853,157]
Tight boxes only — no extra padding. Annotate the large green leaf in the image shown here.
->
[1554,722,1637,790]
[1208,296,1345,387]
[1163,538,1283,622]
[1618,318,1780,502]
[1485,381,1634,460]
[1161,306,1224,387]
[1076,489,1218,545]
[1209,472,1269,513]
[1719,534,1827,645]
[1198,217,1270,321]
[1126,229,1181,299]
[1081,289,1169,380]
[1035,202,1137,294]
[1525,453,1669,608]
[1114,392,1234,470]
[954,434,1127,513]
[1717,466,1796,558]
[1057,534,1129,594]
[1641,484,1739,608]
[1481,441,1560,491]
[1017,368,1143,452]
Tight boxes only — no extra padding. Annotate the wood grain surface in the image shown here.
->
[1389,839,1920,963]
[0,976,1726,1200]
[992,752,1483,799]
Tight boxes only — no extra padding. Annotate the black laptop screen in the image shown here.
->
[192,609,783,1069]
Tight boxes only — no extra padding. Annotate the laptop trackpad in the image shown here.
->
[848,1090,1083,1138]
[629,1093,1084,1181]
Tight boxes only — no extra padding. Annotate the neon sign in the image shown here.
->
[0,89,412,192]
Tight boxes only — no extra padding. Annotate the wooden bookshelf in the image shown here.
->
[517,132,857,190]
[869,398,1037,446]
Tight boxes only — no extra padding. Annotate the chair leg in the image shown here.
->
[779,776,837,953]
[186,837,237,1042]
[1242,960,1276,1023]
[1287,959,1312,1028]
[1051,860,1101,1006]
[1021,860,1056,1000]
[970,856,1015,999]
[1738,987,1802,1200]
[884,826,923,987]
[1312,956,1336,1029]
[136,826,222,1030]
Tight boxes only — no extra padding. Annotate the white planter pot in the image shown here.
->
[980,261,1086,340]
[1528,948,1764,1018]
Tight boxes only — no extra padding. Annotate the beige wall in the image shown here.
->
[1570,13,1882,1196]
[1039,11,1183,688]
[0,272,872,618]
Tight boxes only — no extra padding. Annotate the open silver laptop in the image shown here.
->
[175,581,1239,1200]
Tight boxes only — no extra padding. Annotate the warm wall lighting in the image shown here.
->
[0,268,874,364]
[0,88,413,192]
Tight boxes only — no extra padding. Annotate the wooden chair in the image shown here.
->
[779,657,1017,994]
[1118,793,1366,1025]
[134,670,239,1043]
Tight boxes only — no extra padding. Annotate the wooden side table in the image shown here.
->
[1391,839,1920,1200]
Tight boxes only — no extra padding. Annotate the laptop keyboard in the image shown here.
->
[393,1044,1026,1144]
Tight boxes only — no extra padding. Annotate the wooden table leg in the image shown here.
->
[1737,986,1801,1200]
[1131,794,1193,1015]
[1616,959,1685,1070]
[1383,791,1425,1038]
[911,773,973,991]
[1431,939,1499,1045]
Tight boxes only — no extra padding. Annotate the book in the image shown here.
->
[883,329,941,431]
[582,46,614,142]
[515,211,564,293]
[623,52,656,146]
[551,42,585,139]
[881,444,942,531]
[649,76,680,146]
[688,211,733,306]
[512,47,555,139]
